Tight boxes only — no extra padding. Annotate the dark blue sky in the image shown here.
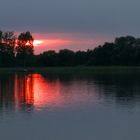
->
[0,0,139,35]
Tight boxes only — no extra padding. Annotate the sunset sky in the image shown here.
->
[0,0,140,54]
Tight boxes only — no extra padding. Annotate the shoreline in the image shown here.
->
[0,66,140,74]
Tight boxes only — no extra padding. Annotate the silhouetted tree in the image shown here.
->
[16,31,34,66]
[58,49,75,66]
[0,31,16,67]
[74,51,87,65]
[86,43,114,65]
[36,50,58,66]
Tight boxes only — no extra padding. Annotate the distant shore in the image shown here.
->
[0,66,140,74]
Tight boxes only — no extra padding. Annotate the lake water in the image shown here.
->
[0,72,140,140]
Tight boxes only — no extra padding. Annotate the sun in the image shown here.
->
[33,40,44,47]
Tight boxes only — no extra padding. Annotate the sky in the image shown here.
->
[0,0,140,54]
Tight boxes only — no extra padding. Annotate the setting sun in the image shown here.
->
[33,40,44,47]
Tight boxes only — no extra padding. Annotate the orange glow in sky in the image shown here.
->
[33,39,71,47]
[30,33,112,54]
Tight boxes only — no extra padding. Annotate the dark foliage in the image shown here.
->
[0,31,140,67]
[15,31,34,66]
[0,31,16,67]
[36,35,140,66]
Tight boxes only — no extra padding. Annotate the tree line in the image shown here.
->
[0,31,140,67]
[36,36,140,66]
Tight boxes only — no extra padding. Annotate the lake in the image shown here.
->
[0,71,140,140]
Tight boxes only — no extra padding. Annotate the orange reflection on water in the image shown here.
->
[14,74,64,110]
[14,73,97,111]
[33,74,62,109]
[14,74,34,110]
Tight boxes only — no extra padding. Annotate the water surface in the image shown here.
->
[0,72,140,140]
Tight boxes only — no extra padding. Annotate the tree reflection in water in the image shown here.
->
[0,72,140,114]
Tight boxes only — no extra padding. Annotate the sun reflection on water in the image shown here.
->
[0,73,97,113]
